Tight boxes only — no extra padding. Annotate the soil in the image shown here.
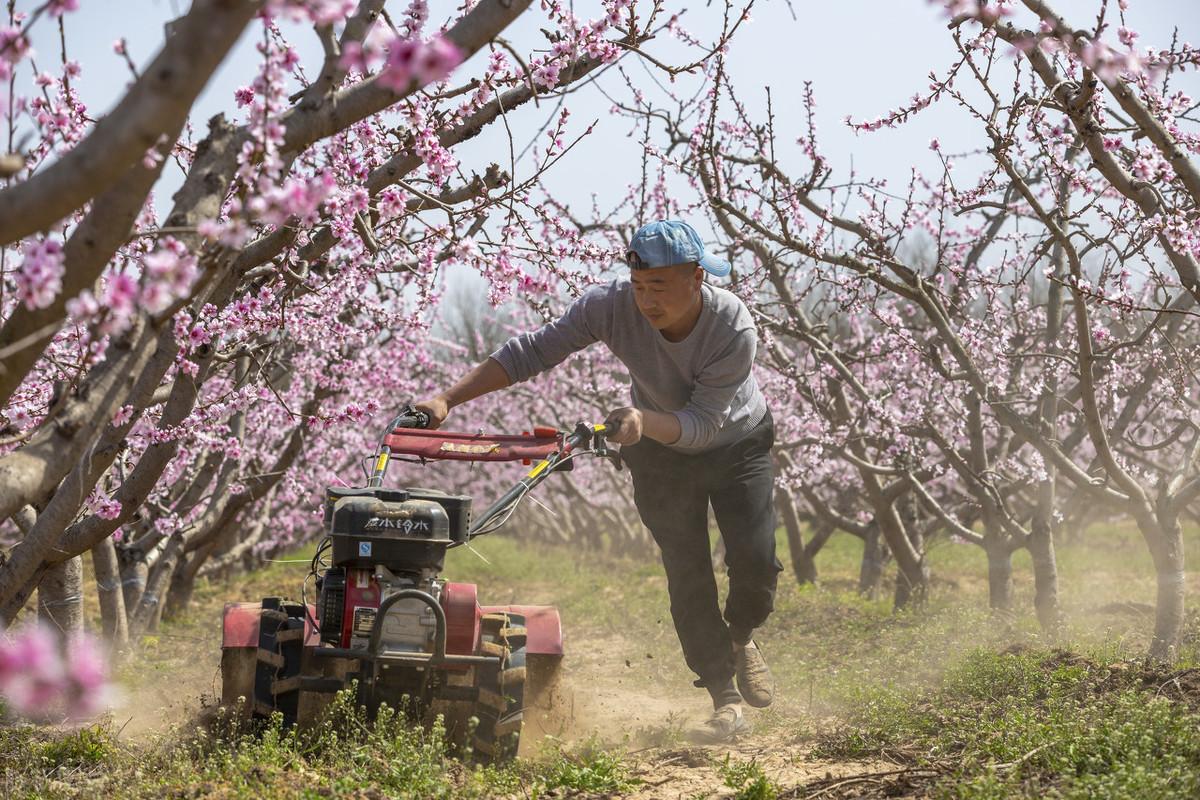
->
[519,620,926,798]
[108,629,226,741]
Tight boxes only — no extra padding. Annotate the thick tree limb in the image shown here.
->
[0,316,158,524]
[0,0,261,246]
[992,18,1200,305]
[0,317,159,616]
[0,120,184,408]
[278,0,534,157]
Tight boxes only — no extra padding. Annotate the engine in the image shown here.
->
[316,486,471,652]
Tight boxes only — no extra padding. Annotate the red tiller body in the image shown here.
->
[340,567,381,649]
[221,585,563,657]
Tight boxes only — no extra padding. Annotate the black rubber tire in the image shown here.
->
[252,597,305,727]
[470,612,527,764]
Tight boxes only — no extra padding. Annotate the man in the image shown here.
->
[415,220,780,743]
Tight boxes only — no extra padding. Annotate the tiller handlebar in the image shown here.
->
[366,405,621,542]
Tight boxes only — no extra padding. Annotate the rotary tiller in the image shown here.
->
[219,407,619,763]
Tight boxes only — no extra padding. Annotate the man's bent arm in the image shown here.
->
[643,409,682,445]
[416,357,511,428]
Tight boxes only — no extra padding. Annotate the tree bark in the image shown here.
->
[1146,501,1186,662]
[0,320,161,622]
[197,497,273,581]
[891,496,928,609]
[37,556,84,635]
[1028,504,1061,633]
[164,548,206,621]
[0,315,156,525]
[91,537,129,651]
[858,521,888,598]
[985,541,1015,613]
[777,487,817,584]
[118,546,149,620]
[0,0,262,248]
[128,535,183,639]
[1024,141,1074,632]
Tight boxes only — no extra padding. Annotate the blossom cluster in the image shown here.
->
[0,625,109,722]
[333,0,462,91]
[15,238,64,310]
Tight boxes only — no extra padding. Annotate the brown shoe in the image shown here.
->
[688,703,750,744]
[734,640,774,708]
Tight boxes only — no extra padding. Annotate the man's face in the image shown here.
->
[630,263,703,331]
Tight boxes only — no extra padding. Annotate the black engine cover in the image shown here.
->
[324,486,471,543]
[327,487,453,570]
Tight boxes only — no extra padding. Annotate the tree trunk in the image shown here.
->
[128,536,183,639]
[893,558,929,609]
[1146,502,1186,662]
[1150,551,1185,662]
[1029,171,1067,632]
[857,521,888,597]
[985,541,1015,613]
[164,558,201,621]
[777,488,817,584]
[165,537,218,620]
[1029,499,1062,633]
[38,556,84,634]
[801,523,834,583]
[118,547,149,617]
[91,537,129,651]
[892,498,928,610]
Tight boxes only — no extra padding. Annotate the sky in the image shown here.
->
[15,0,1200,272]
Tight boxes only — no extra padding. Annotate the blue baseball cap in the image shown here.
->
[625,220,731,277]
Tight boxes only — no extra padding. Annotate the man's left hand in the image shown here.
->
[604,407,644,445]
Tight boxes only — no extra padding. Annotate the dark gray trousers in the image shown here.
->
[620,409,782,690]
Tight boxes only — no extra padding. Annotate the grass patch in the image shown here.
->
[814,646,1200,798]
[528,737,638,797]
[0,689,639,799]
[718,755,780,800]
[37,725,115,772]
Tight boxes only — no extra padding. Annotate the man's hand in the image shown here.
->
[413,395,450,429]
[604,407,644,445]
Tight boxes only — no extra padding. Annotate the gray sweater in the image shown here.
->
[490,278,767,453]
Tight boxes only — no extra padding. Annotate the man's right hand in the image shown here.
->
[413,396,450,429]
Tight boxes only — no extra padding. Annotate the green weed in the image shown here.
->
[37,725,114,772]
[816,647,1200,799]
[530,737,637,797]
[0,687,642,799]
[718,755,779,800]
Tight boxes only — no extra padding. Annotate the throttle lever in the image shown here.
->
[592,429,624,471]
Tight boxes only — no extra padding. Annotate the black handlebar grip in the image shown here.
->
[391,404,431,430]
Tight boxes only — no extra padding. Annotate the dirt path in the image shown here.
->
[530,661,892,799]
[520,623,897,799]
